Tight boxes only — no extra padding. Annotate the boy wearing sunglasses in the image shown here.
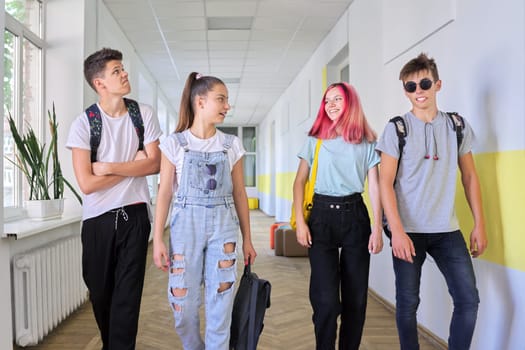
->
[376,53,487,350]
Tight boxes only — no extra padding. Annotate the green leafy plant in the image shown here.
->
[6,103,82,204]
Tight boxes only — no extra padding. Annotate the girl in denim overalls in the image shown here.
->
[153,72,257,349]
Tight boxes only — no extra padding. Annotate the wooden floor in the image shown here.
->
[16,210,444,350]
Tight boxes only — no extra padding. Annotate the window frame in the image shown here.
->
[3,2,46,219]
[240,126,256,188]
[217,125,257,189]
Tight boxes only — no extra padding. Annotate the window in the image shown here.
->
[3,0,44,213]
[4,29,16,207]
[217,126,256,188]
[5,0,42,36]
[242,127,256,187]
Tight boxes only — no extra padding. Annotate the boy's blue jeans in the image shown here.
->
[393,231,479,350]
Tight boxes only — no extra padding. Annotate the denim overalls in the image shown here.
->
[168,132,239,350]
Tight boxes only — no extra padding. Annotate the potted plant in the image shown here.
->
[6,103,81,219]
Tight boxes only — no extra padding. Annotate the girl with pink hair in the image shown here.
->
[292,82,383,349]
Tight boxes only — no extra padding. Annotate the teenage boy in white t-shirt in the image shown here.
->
[66,47,162,350]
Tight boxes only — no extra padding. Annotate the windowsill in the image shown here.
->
[2,199,82,240]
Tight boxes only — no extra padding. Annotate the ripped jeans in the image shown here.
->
[168,199,239,350]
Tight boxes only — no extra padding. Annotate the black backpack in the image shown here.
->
[382,112,465,238]
[230,262,271,350]
[85,98,144,163]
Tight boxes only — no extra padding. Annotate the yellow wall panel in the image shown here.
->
[456,150,525,272]
[275,172,296,201]
[258,174,271,194]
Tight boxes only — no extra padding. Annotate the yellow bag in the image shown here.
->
[290,139,322,230]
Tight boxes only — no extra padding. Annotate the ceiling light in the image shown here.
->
[207,17,253,30]
[222,78,241,84]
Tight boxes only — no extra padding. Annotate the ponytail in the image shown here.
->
[175,72,225,132]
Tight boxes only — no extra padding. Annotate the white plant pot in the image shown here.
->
[24,199,64,220]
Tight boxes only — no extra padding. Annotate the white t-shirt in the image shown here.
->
[66,102,162,220]
[159,129,245,193]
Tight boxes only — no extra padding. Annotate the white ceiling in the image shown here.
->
[102,0,353,125]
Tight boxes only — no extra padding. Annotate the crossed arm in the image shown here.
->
[72,140,160,195]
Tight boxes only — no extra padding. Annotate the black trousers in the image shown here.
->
[81,203,150,350]
[308,193,371,350]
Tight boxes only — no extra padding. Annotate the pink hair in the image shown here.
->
[308,82,377,143]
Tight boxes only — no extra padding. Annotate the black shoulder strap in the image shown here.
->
[446,112,464,150]
[124,98,145,151]
[389,116,407,180]
[382,116,408,239]
[85,98,144,163]
[85,103,102,163]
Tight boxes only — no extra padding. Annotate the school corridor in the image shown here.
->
[12,210,443,350]
[2,1,523,350]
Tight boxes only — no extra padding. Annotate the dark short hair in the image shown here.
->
[399,53,439,82]
[83,48,123,91]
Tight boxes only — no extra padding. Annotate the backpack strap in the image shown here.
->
[390,112,464,159]
[85,98,144,163]
[382,116,406,239]
[85,103,103,163]
[446,112,465,150]
[124,98,145,152]
[389,116,407,181]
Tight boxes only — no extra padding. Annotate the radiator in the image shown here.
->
[12,235,88,347]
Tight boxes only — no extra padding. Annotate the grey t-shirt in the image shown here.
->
[376,111,474,233]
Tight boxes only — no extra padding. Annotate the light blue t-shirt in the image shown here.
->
[297,136,380,196]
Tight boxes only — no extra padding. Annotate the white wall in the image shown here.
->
[259,0,525,348]
[45,0,87,211]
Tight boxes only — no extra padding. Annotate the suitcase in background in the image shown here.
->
[274,227,308,257]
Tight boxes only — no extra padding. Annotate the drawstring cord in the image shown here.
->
[424,123,439,160]
[111,207,129,230]
[432,126,439,160]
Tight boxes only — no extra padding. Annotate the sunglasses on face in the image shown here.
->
[403,78,434,93]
